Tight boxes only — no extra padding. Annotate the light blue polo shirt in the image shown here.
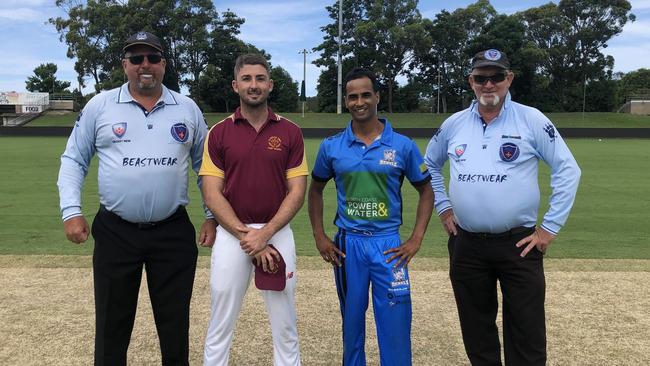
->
[424,93,581,235]
[57,82,210,223]
[312,119,430,234]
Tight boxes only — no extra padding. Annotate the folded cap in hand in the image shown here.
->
[253,244,286,291]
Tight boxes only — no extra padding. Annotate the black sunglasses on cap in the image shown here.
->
[127,54,163,65]
[471,73,507,85]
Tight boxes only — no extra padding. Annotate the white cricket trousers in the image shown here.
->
[203,223,301,366]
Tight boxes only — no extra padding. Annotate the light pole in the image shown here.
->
[299,48,310,118]
[336,0,343,114]
[437,60,441,114]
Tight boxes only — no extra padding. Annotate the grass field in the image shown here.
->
[26,110,650,128]
[1,136,649,259]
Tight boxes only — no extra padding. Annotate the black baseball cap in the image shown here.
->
[471,49,510,70]
[123,31,164,53]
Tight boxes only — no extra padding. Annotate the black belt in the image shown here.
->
[99,205,185,230]
[460,226,534,240]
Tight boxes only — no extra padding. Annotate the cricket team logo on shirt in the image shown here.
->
[455,144,467,157]
[379,149,398,167]
[170,123,188,143]
[268,136,282,151]
[499,142,520,162]
[112,122,127,138]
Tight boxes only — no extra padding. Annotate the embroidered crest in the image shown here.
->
[136,32,148,40]
[170,123,188,142]
[499,143,520,162]
[455,144,467,157]
[268,136,282,151]
[484,49,502,61]
[112,122,127,138]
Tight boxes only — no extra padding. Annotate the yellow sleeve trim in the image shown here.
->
[198,133,225,178]
[286,154,308,179]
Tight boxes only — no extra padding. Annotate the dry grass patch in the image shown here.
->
[1,256,649,365]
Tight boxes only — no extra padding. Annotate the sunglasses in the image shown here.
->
[472,73,507,85]
[127,54,163,65]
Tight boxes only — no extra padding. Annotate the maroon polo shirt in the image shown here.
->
[199,107,308,223]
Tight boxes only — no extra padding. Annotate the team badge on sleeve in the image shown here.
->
[499,143,520,162]
[171,122,188,142]
[112,122,127,138]
[543,123,556,142]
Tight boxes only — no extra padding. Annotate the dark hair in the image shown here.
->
[344,68,379,93]
[234,54,270,77]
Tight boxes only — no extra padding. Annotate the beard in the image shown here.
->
[479,94,500,107]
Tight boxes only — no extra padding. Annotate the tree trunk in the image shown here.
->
[387,78,394,113]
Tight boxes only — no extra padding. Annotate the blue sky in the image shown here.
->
[0,0,648,97]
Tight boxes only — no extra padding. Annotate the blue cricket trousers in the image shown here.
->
[333,229,412,366]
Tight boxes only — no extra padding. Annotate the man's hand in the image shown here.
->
[240,226,272,256]
[64,216,89,244]
[440,209,458,236]
[516,227,556,257]
[314,233,345,266]
[253,245,282,273]
[198,218,217,247]
[384,237,422,267]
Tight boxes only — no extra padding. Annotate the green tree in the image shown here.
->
[354,0,429,113]
[193,11,271,112]
[51,0,219,94]
[414,0,496,112]
[519,0,634,111]
[25,63,71,93]
[313,1,372,112]
[616,68,650,105]
[269,66,299,112]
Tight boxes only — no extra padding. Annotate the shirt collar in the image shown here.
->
[233,106,280,124]
[116,82,178,106]
[344,118,394,147]
[470,92,512,119]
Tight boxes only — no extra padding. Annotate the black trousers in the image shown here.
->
[448,227,546,366]
[91,206,198,366]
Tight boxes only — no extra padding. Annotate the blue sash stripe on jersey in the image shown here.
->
[334,230,347,317]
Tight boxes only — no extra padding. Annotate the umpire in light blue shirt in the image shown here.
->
[57,31,216,365]
[425,49,580,365]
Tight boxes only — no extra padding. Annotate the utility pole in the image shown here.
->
[437,60,441,114]
[337,0,343,114]
[299,48,309,118]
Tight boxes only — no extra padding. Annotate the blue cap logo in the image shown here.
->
[484,49,502,61]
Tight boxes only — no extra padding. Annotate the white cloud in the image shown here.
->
[604,44,650,72]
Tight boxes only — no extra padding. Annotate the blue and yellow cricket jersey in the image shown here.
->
[312,119,430,234]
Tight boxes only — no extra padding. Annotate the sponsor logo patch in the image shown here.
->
[112,122,127,138]
[170,123,188,143]
[499,142,520,162]
[455,144,467,157]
